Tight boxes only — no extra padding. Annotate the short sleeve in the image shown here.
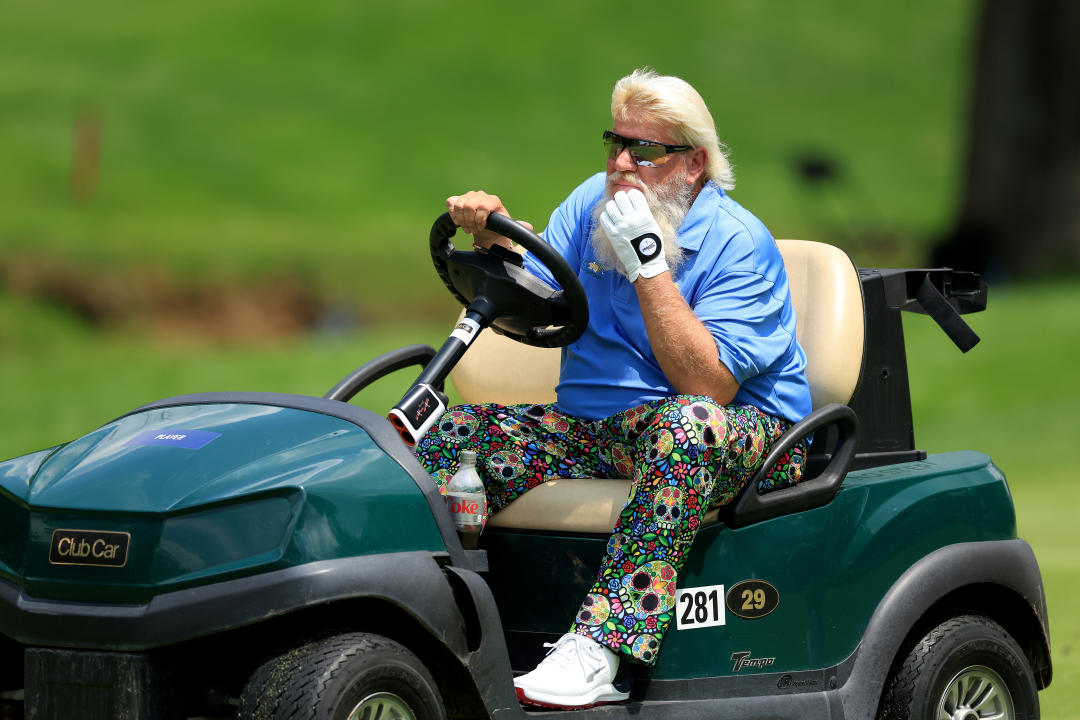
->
[694,270,794,385]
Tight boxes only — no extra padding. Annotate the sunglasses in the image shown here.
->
[603,130,693,167]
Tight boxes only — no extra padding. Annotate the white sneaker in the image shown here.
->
[513,633,629,709]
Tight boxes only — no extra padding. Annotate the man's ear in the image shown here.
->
[685,147,708,186]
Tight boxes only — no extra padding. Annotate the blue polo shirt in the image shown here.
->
[523,172,811,424]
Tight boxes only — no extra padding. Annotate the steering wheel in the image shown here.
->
[430,212,588,348]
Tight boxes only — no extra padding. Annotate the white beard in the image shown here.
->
[590,171,695,278]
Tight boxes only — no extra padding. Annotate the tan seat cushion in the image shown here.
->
[486,477,723,533]
[449,239,864,532]
[489,478,633,534]
[452,328,559,406]
[780,240,864,409]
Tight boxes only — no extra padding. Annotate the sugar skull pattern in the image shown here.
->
[618,560,677,616]
[654,487,684,532]
[576,593,611,627]
[437,410,480,442]
[414,395,806,665]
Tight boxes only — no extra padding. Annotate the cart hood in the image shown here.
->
[10,399,402,513]
[0,394,449,603]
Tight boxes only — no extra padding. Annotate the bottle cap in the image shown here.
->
[459,450,477,464]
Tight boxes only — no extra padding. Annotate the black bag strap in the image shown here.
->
[916,273,981,352]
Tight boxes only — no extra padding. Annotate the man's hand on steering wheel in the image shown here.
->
[447,192,533,249]
[430,203,588,348]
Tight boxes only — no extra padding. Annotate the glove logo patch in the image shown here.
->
[632,233,661,263]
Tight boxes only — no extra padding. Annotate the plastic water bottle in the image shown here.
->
[445,450,486,540]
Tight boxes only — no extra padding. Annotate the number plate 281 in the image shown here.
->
[675,584,726,630]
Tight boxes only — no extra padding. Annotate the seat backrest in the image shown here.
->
[450,239,864,410]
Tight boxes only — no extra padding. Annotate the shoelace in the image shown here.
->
[539,635,604,679]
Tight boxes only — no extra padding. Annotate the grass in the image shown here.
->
[1,0,976,312]
[0,291,459,457]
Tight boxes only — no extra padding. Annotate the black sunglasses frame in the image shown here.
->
[602,130,693,166]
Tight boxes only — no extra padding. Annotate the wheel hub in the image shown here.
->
[347,691,416,720]
[937,665,1015,720]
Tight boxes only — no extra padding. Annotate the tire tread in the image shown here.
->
[877,614,1038,720]
[238,632,444,720]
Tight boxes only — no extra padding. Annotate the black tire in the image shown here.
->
[878,614,1039,720]
[237,632,446,720]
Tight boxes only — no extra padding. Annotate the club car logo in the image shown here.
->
[49,529,130,568]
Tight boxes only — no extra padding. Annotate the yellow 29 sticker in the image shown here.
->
[726,579,779,619]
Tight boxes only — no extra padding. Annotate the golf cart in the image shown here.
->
[0,212,1051,720]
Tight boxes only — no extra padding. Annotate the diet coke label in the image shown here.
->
[446,491,484,527]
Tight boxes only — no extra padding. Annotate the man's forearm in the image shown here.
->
[635,275,739,405]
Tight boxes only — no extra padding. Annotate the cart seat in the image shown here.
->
[449,239,864,533]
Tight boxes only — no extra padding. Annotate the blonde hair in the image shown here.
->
[611,68,735,190]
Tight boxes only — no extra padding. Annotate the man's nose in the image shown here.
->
[613,146,638,172]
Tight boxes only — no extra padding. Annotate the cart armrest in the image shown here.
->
[725,403,859,529]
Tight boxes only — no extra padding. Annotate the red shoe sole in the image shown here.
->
[515,686,628,710]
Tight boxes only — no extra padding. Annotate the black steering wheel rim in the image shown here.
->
[430,212,588,348]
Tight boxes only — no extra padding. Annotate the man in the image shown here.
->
[416,68,812,709]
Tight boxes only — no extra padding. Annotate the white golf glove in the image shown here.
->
[599,189,668,282]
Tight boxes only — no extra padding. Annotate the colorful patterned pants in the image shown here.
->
[415,395,806,666]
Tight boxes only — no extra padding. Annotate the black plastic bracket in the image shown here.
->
[875,268,986,351]
[726,403,859,529]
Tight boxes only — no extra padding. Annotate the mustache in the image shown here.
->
[605,172,646,194]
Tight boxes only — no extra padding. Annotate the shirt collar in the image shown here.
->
[675,182,723,252]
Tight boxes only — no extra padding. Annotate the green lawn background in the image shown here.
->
[3,0,1077,714]
[2,0,972,316]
